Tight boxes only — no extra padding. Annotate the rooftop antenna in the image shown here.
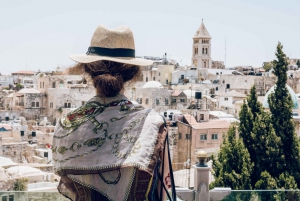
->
[225,37,227,67]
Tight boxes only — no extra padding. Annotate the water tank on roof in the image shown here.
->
[195,92,202,99]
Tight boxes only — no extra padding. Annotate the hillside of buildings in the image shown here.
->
[1,21,300,194]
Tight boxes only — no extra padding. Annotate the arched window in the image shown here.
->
[205,48,208,54]
[202,48,204,54]
[204,61,206,68]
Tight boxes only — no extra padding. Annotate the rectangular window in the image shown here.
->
[172,99,176,103]
[40,82,42,88]
[68,103,71,108]
[165,98,169,105]
[2,196,7,201]
[181,75,184,79]
[212,134,218,140]
[156,99,159,105]
[52,82,56,88]
[8,195,13,201]
[180,99,185,103]
[224,98,228,101]
[178,133,182,139]
[67,81,73,84]
[50,102,53,108]
[200,134,207,140]
[36,102,40,108]
[139,98,142,104]
[43,82,44,88]
[31,102,35,107]
[146,77,148,82]
[153,77,155,81]
[185,134,191,140]
[145,98,149,104]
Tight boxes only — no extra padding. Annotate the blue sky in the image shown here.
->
[0,0,299,74]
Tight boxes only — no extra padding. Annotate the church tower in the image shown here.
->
[192,20,212,69]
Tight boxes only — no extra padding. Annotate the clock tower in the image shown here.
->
[192,20,212,69]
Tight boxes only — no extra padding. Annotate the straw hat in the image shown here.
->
[70,25,153,66]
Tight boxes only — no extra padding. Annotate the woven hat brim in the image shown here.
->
[69,54,153,66]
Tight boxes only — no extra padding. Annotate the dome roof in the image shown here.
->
[263,85,298,109]
[142,81,163,89]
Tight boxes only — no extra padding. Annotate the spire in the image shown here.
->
[194,20,211,39]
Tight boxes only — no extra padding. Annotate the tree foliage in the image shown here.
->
[268,42,300,186]
[212,42,300,191]
[262,61,274,72]
[211,123,253,190]
[296,60,300,69]
[13,178,29,191]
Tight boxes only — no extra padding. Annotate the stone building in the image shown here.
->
[192,21,212,69]
[8,88,43,120]
[141,58,175,86]
[171,68,198,84]
[171,91,188,109]
[36,73,95,122]
[0,75,13,88]
[11,70,36,88]
[172,114,230,171]
[192,20,225,70]
[131,81,172,113]
[217,90,247,114]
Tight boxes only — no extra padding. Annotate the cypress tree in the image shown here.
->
[211,123,253,190]
[247,85,262,119]
[251,111,282,187]
[268,42,300,186]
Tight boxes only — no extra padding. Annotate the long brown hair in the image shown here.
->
[67,60,141,97]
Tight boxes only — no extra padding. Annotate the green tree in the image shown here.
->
[296,60,300,69]
[247,85,262,119]
[211,123,253,190]
[262,61,273,72]
[268,42,300,186]
[251,111,282,187]
[255,171,278,190]
[13,178,29,191]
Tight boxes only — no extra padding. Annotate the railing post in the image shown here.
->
[176,150,231,201]
[194,150,210,201]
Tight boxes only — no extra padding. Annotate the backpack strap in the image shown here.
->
[159,115,177,201]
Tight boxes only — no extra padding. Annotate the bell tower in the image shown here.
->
[192,20,212,69]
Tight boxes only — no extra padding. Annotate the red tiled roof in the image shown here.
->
[183,114,230,129]
[172,90,183,97]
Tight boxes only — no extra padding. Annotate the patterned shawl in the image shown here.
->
[52,94,166,201]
